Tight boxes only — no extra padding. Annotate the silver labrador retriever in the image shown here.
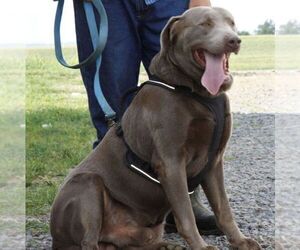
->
[51,7,262,250]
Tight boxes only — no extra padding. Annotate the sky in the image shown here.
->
[0,0,299,45]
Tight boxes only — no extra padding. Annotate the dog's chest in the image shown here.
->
[184,96,231,190]
[186,112,231,175]
[122,84,231,192]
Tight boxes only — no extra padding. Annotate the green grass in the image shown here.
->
[26,48,95,216]
[230,35,300,70]
[19,35,299,233]
[0,49,26,241]
[275,35,300,69]
[230,35,275,70]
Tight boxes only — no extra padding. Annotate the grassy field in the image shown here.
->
[275,35,300,69]
[0,49,26,242]
[3,35,296,234]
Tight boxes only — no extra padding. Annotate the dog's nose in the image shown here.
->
[226,36,241,52]
[229,37,241,46]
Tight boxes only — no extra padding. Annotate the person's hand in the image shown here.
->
[189,0,211,8]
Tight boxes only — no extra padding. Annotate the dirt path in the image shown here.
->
[25,71,300,249]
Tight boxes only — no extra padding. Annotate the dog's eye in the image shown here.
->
[200,20,213,27]
[227,19,235,26]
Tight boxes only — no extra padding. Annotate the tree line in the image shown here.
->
[238,19,300,35]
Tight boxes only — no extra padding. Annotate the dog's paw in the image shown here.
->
[234,238,262,250]
[200,246,218,250]
[159,244,186,250]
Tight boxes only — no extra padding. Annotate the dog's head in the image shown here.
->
[150,7,241,96]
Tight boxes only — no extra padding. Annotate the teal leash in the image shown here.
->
[54,0,116,121]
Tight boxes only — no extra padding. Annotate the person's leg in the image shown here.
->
[139,0,223,235]
[139,0,189,72]
[73,0,141,147]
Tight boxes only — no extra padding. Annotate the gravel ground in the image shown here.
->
[275,114,300,249]
[24,71,300,249]
[0,216,26,250]
[163,112,275,249]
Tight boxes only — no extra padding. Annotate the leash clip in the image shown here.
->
[106,116,116,128]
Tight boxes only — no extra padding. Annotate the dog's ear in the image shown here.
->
[149,15,183,77]
[160,15,182,53]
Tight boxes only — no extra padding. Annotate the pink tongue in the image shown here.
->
[201,52,226,95]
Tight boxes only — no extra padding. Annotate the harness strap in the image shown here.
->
[117,80,226,193]
[54,0,116,120]
[186,93,225,190]
[119,79,176,118]
[116,123,195,194]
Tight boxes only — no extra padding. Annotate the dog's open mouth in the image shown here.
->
[194,49,231,95]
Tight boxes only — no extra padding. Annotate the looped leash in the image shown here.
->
[54,0,116,121]
[54,0,107,69]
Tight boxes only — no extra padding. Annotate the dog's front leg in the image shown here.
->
[201,160,262,250]
[157,158,215,250]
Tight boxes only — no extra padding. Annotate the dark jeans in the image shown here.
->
[74,0,188,147]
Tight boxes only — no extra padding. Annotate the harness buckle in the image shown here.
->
[106,118,116,128]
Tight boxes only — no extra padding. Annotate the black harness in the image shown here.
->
[116,80,226,193]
